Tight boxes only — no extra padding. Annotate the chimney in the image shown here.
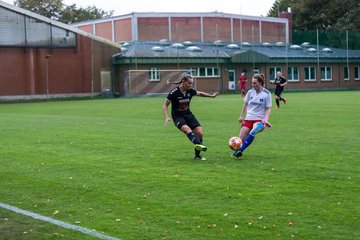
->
[279,8,293,43]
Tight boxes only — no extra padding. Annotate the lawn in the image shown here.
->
[0,91,359,240]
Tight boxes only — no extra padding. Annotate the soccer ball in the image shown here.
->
[228,136,242,151]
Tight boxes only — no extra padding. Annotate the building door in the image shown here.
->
[228,69,236,90]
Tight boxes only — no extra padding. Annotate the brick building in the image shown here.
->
[112,41,360,96]
[73,12,290,44]
[0,1,120,99]
[0,2,358,98]
[73,12,360,96]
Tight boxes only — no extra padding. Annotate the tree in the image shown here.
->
[14,0,114,23]
[332,0,360,32]
[267,0,298,17]
[15,0,63,20]
[60,4,114,24]
[267,0,360,32]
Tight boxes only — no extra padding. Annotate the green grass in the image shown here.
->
[0,91,359,240]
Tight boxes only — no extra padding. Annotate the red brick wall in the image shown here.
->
[171,17,201,42]
[114,18,132,42]
[138,17,169,41]
[261,22,286,43]
[95,21,113,41]
[76,15,289,43]
[0,35,119,96]
[240,19,260,42]
[279,12,292,42]
[233,19,241,42]
[203,17,232,42]
[0,48,27,95]
[78,25,93,34]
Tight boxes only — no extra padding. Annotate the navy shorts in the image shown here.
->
[275,87,283,96]
[172,113,201,130]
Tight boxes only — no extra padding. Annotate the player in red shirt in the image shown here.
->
[238,72,247,98]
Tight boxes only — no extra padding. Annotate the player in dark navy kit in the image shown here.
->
[273,71,287,108]
[163,73,218,160]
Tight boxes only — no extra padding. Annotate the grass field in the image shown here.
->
[0,91,359,240]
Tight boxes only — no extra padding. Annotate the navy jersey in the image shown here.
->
[274,76,287,91]
[167,86,197,115]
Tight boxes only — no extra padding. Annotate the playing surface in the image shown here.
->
[1,91,359,239]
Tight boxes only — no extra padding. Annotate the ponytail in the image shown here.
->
[173,73,192,84]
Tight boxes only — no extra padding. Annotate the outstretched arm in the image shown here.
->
[163,99,171,126]
[197,91,219,98]
[238,102,248,123]
[281,81,288,87]
[263,107,272,129]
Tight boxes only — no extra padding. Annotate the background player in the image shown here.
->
[238,72,247,98]
[272,71,287,108]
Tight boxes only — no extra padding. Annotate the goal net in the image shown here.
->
[125,69,196,97]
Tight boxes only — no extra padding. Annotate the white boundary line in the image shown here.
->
[0,202,120,240]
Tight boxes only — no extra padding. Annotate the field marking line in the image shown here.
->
[0,202,120,240]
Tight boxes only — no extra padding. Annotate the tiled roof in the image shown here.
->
[114,40,360,63]
[118,41,231,58]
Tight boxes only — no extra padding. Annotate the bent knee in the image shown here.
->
[193,127,203,136]
[180,125,192,134]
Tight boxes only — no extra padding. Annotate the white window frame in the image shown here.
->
[320,66,332,81]
[288,66,299,82]
[187,68,198,77]
[355,66,360,80]
[304,66,316,82]
[148,68,160,82]
[191,67,220,78]
[269,67,282,81]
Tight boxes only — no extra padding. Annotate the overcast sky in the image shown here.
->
[2,0,276,17]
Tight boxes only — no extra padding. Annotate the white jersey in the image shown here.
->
[244,87,272,120]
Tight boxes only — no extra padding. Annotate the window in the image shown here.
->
[344,66,349,80]
[304,66,316,81]
[191,67,220,77]
[320,66,332,81]
[355,66,360,80]
[269,67,282,81]
[0,8,76,48]
[148,68,160,81]
[187,68,198,76]
[199,68,205,76]
[288,67,299,81]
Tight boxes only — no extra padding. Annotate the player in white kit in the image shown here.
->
[232,73,272,158]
